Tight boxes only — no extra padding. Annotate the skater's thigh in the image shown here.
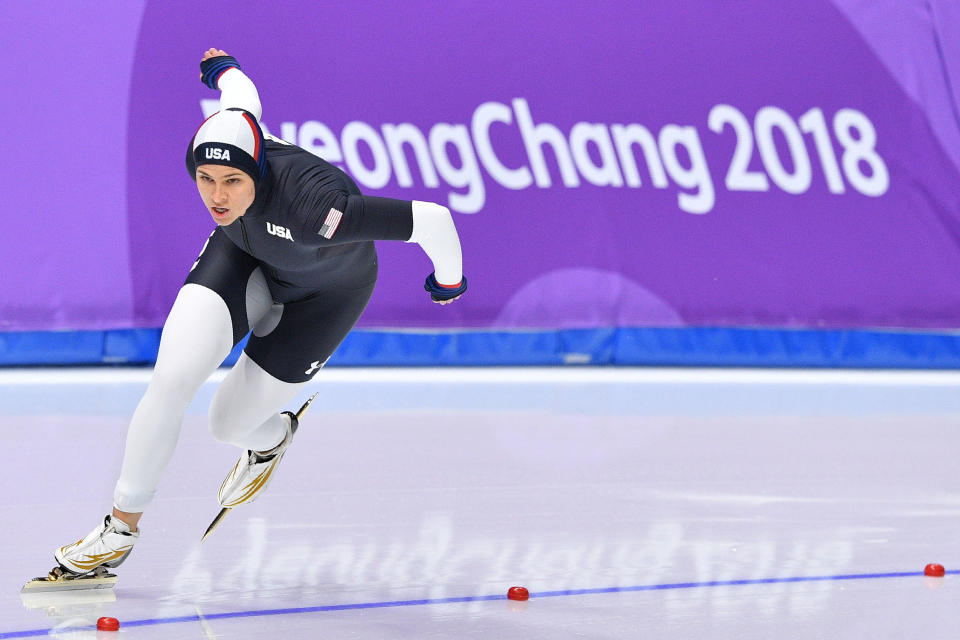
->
[244,283,377,383]
[184,227,271,344]
[210,352,306,437]
[157,284,233,365]
[153,229,270,394]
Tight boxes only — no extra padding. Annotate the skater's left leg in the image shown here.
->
[210,282,376,450]
[208,356,310,508]
[209,352,306,451]
[209,282,376,508]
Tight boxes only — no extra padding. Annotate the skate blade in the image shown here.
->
[289,392,318,436]
[295,392,318,421]
[201,507,231,543]
[21,572,117,593]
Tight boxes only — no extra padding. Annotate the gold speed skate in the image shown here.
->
[23,515,138,593]
[203,393,317,541]
[21,565,118,593]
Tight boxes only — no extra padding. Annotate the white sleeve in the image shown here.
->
[217,67,262,121]
[406,201,463,286]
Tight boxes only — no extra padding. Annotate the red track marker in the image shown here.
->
[96,617,120,631]
[507,586,530,601]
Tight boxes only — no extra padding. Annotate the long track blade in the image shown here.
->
[290,392,318,435]
[201,507,231,542]
[21,573,117,593]
[295,392,319,420]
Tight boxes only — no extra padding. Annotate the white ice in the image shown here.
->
[2,367,959,638]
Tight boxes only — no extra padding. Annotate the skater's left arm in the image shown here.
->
[299,190,466,304]
[407,201,465,305]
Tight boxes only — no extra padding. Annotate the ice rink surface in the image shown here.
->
[2,366,959,638]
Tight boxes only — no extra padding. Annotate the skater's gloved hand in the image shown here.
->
[199,48,240,89]
[424,273,467,305]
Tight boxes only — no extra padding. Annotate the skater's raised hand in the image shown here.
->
[202,48,229,62]
[199,48,241,90]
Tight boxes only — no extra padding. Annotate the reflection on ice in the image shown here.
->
[158,512,860,623]
[20,588,116,615]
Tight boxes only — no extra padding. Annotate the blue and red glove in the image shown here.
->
[424,273,467,302]
[200,55,241,90]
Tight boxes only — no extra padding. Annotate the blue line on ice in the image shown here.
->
[3,569,955,638]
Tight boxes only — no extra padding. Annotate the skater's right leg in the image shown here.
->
[56,284,234,574]
[54,229,267,576]
[112,283,238,520]
[111,231,271,521]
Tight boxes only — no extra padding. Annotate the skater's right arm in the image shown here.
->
[199,48,263,121]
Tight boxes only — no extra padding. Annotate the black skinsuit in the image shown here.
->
[184,136,414,382]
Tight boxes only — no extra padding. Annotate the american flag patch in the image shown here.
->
[318,208,343,239]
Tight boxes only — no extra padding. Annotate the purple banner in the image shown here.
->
[3,1,960,332]
[1,1,146,331]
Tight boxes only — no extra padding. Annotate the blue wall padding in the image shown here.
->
[2,327,960,368]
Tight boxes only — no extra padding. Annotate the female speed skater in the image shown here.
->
[40,48,466,586]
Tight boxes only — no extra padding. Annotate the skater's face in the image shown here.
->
[196,165,256,226]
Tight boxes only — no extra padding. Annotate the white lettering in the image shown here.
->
[280,122,298,144]
[708,104,769,192]
[471,102,532,190]
[611,124,668,188]
[755,106,811,194]
[658,125,715,215]
[833,108,889,196]
[205,148,231,161]
[429,123,485,214]
[570,122,623,187]
[342,121,391,189]
[266,222,294,241]
[299,120,343,164]
[512,98,580,188]
[382,123,439,188]
[213,99,885,217]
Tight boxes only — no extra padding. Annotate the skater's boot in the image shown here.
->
[54,515,139,576]
[218,396,316,508]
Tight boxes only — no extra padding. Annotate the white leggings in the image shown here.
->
[113,273,307,513]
